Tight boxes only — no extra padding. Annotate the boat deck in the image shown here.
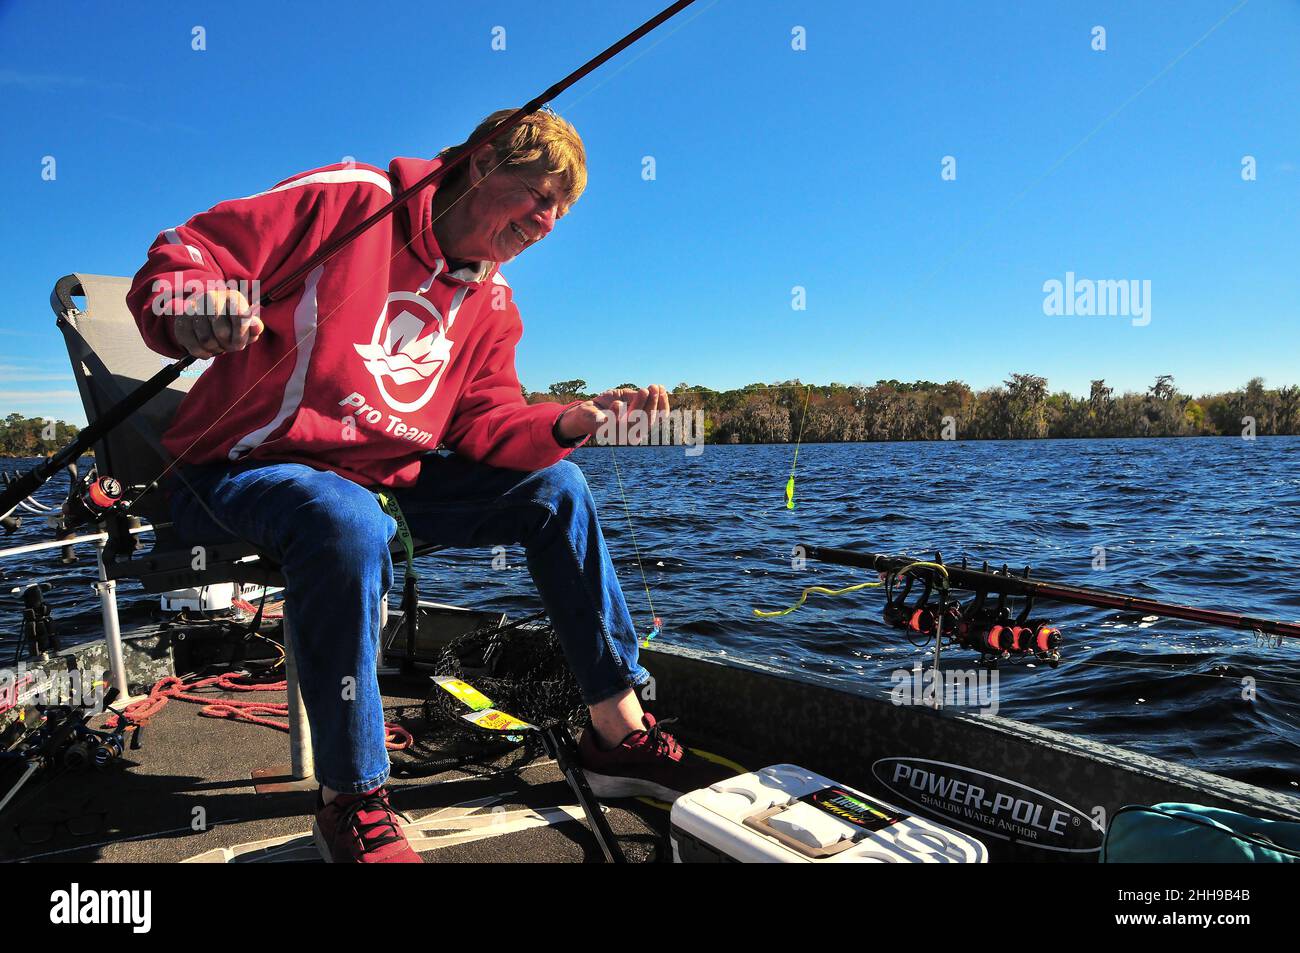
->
[6,614,1299,865]
[0,674,677,864]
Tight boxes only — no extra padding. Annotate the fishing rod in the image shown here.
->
[0,0,700,522]
[792,544,1300,648]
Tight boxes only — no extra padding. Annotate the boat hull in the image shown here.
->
[637,641,1300,862]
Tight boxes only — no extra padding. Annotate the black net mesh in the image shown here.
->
[423,617,588,747]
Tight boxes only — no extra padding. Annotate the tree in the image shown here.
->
[0,415,81,457]
[1148,374,1177,402]
[1278,386,1300,434]
[546,379,589,400]
[1004,373,1049,438]
[508,375,1300,443]
[1086,379,1115,437]
[1138,374,1190,435]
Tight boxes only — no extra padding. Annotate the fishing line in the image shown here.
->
[753,561,949,618]
[1056,657,1300,689]
[752,581,881,618]
[870,0,1252,333]
[551,0,723,116]
[607,445,660,645]
[784,384,812,510]
[922,653,1300,689]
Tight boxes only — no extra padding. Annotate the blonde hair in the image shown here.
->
[440,107,587,215]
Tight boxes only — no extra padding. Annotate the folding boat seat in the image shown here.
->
[51,273,435,788]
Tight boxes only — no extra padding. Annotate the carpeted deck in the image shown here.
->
[0,674,671,864]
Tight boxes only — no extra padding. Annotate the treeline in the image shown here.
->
[8,375,1284,455]
[529,375,1299,443]
[0,414,81,457]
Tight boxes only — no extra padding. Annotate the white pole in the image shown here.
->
[0,523,156,563]
[93,537,130,704]
[282,616,314,780]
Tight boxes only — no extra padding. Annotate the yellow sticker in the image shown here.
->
[433,676,494,712]
[462,708,535,732]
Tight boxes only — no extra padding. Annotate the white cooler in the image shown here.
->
[670,764,987,863]
[160,583,236,613]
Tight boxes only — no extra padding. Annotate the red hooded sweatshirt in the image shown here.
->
[127,158,582,488]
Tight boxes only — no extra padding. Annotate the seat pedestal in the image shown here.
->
[252,614,316,793]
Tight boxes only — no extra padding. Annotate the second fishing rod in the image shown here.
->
[801,544,1300,641]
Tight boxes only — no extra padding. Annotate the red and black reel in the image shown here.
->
[881,558,1064,667]
[61,473,124,532]
[1023,620,1063,667]
[882,569,963,647]
[950,564,1064,667]
[882,574,915,628]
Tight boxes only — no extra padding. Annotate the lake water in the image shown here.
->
[3,437,1298,793]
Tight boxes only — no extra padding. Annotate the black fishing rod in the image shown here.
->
[801,544,1300,641]
[0,0,700,521]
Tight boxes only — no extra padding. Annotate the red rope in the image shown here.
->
[232,597,284,619]
[108,673,412,750]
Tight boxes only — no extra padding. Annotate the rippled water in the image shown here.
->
[3,439,1298,793]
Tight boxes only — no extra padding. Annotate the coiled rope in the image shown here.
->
[106,673,413,750]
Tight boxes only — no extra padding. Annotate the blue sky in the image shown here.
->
[1,0,1297,425]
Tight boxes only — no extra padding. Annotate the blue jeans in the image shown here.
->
[168,453,650,794]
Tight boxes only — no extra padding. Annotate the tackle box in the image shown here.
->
[670,764,988,863]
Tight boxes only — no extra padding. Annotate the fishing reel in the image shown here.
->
[882,574,916,628]
[61,725,128,771]
[954,591,1003,656]
[55,468,148,559]
[61,471,125,533]
[906,597,964,647]
[1024,621,1063,663]
[882,570,961,647]
[953,566,1062,668]
[9,687,138,776]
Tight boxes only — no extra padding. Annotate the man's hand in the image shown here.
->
[556,385,671,444]
[172,288,264,359]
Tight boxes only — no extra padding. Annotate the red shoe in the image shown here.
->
[579,713,735,802]
[312,786,423,863]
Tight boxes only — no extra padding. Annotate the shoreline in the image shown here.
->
[6,432,1298,461]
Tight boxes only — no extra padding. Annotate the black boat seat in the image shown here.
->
[51,273,439,784]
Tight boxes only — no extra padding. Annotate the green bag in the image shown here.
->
[1102,802,1300,863]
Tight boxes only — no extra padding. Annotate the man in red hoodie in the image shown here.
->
[128,109,728,863]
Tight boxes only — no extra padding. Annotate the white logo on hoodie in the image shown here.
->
[355,291,458,413]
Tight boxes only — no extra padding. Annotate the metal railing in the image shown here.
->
[1,523,155,702]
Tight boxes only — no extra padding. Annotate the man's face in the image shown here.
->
[450,150,566,263]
